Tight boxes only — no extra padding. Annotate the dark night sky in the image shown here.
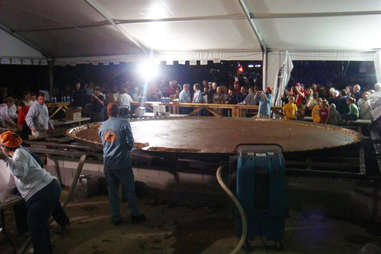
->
[0,60,376,99]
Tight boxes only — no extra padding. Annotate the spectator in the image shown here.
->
[226,89,237,104]
[312,83,319,95]
[345,85,353,97]
[375,83,381,92]
[22,92,32,106]
[236,86,247,103]
[319,100,330,123]
[26,93,53,138]
[293,83,306,119]
[282,96,298,120]
[306,89,319,114]
[207,82,214,103]
[0,97,17,128]
[70,82,87,109]
[102,91,116,121]
[327,103,341,125]
[132,86,141,101]
[256,86,272,118]
[166,80,178,98]
[358,91,371,120]
[233,81,240,95]
[213,87,225,104]
[241,88,257,105]
[352,84,361,101]
[30,94,37,104]
[335,90,349,115]
[201,80,208,92]
[90,87,105,122]
[202,87,209,103]
[179,84,191,103]
[293,83,306,106]
[312,98,322,123]
[192,83,202,103]
[118,86,134,117]
[112,85,120,102]
[207,82,218,103]
[343,97,359,121]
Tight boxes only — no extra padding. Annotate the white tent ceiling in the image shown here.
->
[247,0,381,52]
[0,0,380,64]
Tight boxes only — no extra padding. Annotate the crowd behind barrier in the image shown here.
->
[0,79,379,138]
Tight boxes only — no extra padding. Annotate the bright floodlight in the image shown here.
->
[137,60,159,82]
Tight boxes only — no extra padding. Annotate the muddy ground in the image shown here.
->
[1,189,381,254]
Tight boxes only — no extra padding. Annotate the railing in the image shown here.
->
[131,101,282,118]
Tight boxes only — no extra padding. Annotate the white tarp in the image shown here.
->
[269,51,293,107]
[0,28,46,65]
[374,51,381,83]
[1,0,381,65]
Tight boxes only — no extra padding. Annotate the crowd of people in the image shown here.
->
[0,78,379,138]
[281,82,380,124]
[0,92,52,139]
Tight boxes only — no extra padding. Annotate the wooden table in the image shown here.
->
[47,102,70,118]
[0,195,24,253]
[51,117,91,128]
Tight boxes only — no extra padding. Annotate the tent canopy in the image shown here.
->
[0,0,380,64]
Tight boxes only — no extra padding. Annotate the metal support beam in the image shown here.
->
[238,0,266,52]
[253,10,381,19]
[0,23,50,57]
[238,0,267,87]
[14,13,246,33]
[48,59,55,97]
[83,0,148,54]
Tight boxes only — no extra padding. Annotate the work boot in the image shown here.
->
[131,214,146,224]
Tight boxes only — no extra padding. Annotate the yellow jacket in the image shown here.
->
[312,105,321,123]
[282,103,297,120]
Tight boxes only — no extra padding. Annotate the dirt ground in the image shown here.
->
[1,190,381,254]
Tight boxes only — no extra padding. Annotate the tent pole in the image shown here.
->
[262,49,267,89]
[48,59,55,97]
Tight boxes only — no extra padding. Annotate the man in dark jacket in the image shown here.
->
[70,82,88,108]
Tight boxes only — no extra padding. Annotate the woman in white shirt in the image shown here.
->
[0,131,69,254]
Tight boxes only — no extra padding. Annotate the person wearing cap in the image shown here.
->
[25,93,53,138]
[0,131,69,254]
[98,103,145,225]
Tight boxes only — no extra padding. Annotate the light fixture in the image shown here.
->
[255,64,261,68]
[136,59,160,82]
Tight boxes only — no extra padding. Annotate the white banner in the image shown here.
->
[374,50,381,83]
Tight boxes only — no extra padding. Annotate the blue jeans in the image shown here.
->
[26,180,69,254]
[104,167,139,220]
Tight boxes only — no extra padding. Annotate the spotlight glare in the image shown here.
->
[137,60,159,82]
[248,64,254,68]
